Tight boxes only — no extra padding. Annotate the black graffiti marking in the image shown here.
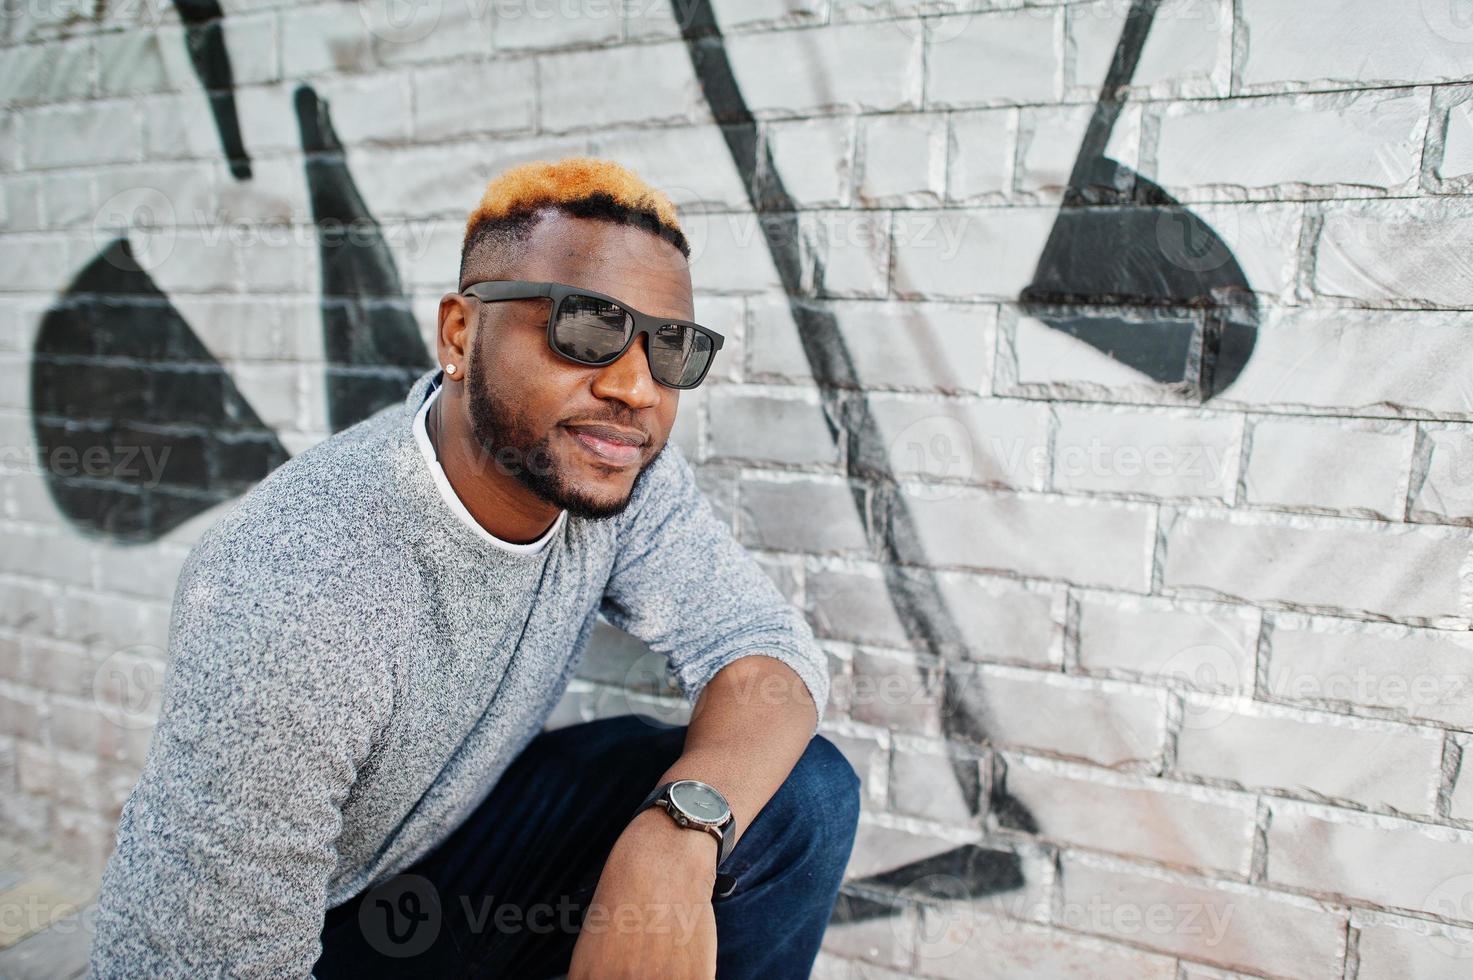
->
[670,0,1033,922]
[173,0,252,181]
[30,238,289,541]
[1019,0,1259,398]
[32,80,423,540]
[295,86,433,433]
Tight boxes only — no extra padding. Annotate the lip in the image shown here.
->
[563,424,644,467]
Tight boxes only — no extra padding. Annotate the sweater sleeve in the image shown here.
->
[89,531,400,979]
[598,441,829,736]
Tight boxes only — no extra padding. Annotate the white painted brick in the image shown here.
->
[1219,307,1473,419]
[925,8,1062,108]
[371,0,494,68]
[1266,615,1473,729]
[491,0,623,50]
[1154,89,1427,197]
[0,526,94,588]
[708,388,841,467]
[947,665,1165,767]
[24,102,142,170]
[0,38,92,104]
[312,71,415,146]
[279,4,376,78]
[351,140,567,219]
[746,297,996,393]
[590,127,753,213]
[1076,592,1259,693]
[1440,98,1473,180]
[1245,417,1413,518]
[857,112,946,207]
[946,108,1015,203]
[763,117,855,208]
[916,907,1178,980]
[1266,800,1473,915]
[416,60,536,145]
[726,22,922,114]
[889,740,981,824]
[1240,0,1473,89]
[1051,405,1241,501]
[709,0,827,30]
[1213,203,1305,299]
[851,647,943,734]
[739,474,871,555]
[0,176,44,232]
[1316,199,1473,307]
[0,235,70,291]
[799,563,915,649]
[205,85,298,159]
[1163,510,1473,625]
[1060,856,1348,977]
[1069,0,1230,97]
[1412,425,1473,525]
[904,485,1154,590]
[681,209,785,292]
[96,26,196,96]
[1005,754,1256,874]
[39,165,105,231]
[873,395,1049,490]
[807,565,1061,667]
[1015,103,1140,201]
[1451,740,1473,822]
[221,13,278,86]
[1175,698,1442,814]
[802,210,891,297]
[1353,910,1473,979]
[891,207,1056,300]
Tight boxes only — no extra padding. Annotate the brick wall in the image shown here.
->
[3,0,1473,976]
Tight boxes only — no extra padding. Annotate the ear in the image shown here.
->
[436,293,474,377]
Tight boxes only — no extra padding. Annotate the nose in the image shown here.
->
[590,331,661,409]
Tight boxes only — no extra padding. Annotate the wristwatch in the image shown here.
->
[633,779,738,868]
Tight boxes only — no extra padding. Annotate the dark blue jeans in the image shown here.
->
[314,713,861,979]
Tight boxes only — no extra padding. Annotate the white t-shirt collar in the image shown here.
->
[412,380,567,555]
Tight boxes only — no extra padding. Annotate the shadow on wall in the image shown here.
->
[26,0,1257,938]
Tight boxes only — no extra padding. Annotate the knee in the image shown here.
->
[774,734,863,848]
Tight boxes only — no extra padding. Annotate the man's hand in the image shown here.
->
[567,807,720,980]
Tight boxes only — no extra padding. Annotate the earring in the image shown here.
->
[445,363,457,375]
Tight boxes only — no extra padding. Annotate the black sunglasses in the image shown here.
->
[460,280,725,390]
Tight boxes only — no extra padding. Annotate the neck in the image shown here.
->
[428,387,563,545]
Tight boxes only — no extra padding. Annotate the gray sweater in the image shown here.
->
[88,366,829,978]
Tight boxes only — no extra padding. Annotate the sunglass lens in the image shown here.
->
[552,295,631,363]
[650,324,714,388]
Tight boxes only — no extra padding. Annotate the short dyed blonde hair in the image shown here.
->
[462,156,686,254]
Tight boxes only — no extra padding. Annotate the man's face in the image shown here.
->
[460,213,691,520]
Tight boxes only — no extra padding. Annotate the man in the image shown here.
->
[89,156,861,979]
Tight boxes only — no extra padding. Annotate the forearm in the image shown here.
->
[652,653,819,856]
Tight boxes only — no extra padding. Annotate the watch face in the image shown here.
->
[669,780,729,824]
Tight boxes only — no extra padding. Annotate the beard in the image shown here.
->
[464,331,660,521]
